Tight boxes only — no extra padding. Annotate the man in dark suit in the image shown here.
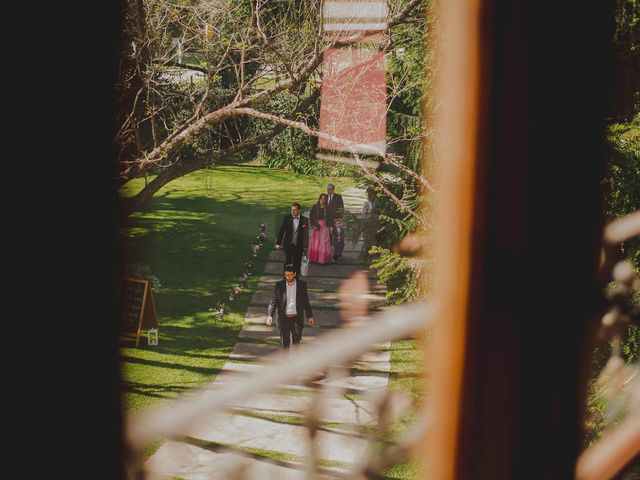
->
[266,264,315,349]
[275,202,309,274]
[325,183,345,228]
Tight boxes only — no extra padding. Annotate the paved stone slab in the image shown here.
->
[244,306,270,323]
[215,362,387,395]
[344,205,365,210]
[342,187,367,196]
[263,261,374,278]
[263,262,376,280]
[268,249,367,265]
[308,264,376,279]
[239,324,324,342]
[333,250,367,264]
[256,275,387,294]
[145,187,390,479]
[238,325,389,351]
[185,412,368,465]
[351,349,392,373]
[146,440,311,480]
[318,371,389,392]
[230,342,279,362]
[212,362,312,393]
[228,392,376,426]
[244,307,341,327]
[263,261,285,275]
[342,240,364,252]
[250,289,385,310]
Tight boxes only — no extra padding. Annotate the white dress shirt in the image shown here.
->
[327,194,333,205]
[285,280,297,315]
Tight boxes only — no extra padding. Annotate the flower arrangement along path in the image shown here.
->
[145,188,391,479]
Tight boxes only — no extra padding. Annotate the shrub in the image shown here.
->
[261,152,356,177]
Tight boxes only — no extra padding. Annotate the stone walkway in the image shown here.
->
[145,188,389,479]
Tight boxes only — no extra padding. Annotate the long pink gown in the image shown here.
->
[309,207,333,264]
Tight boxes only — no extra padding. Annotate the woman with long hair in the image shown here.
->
[308,193,333,264]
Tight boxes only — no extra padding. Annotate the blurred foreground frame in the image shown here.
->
[427,0,613,479]
[122,1,617,479]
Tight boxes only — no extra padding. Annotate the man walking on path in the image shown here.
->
[325,183,345,229]
[275,202,309,274]
[266,264,315,349]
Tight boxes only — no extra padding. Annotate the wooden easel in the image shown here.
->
[120,278,159,347]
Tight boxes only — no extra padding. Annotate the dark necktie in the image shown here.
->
[292,217,299,245]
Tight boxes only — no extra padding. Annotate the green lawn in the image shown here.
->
[119,162,356,416]
[382,337,426,479]
[118,163,426,475]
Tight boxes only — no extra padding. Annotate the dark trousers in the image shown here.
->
[279,314,303,349]
[285,245,303,274]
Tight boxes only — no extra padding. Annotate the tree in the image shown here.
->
[115,0,425,214]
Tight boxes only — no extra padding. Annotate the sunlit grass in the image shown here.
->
[382,337,426,479]
[119,163,356,416]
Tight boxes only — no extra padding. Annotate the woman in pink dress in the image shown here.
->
[308,193,333,264]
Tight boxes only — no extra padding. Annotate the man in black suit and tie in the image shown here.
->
[325,183,345,229]
[266,264,315,349]
[275,202,309,274]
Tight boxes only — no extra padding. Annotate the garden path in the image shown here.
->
[145,188,390,479]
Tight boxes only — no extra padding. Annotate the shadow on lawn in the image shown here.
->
[120,354,223,376]
[118,168,342,406]
[122,194,286,318]
[119,319,241,359]
[122,380,200,400]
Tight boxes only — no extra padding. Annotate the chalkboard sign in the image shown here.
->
[119,278,158,347]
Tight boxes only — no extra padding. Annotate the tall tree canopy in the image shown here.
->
[116,0,426,214]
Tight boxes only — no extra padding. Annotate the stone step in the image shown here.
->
[263,241,365,255]
[145,439,348,480]
[226,392,376,426]
[244,307,342,327]
[261,261,375,278]
[177,411,369,465]
[230,342,390,375]
[308,264,376,279]
[230,342,279,362]
[249,289,385,310]
[216,363,388,395]
[237,325,390,351]
[255,275,387,294]
[268,249,367,265]
[144,188,389,480]
[239,324,324,342]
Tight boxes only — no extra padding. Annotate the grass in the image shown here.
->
[381,336,427,479]
[118,163,428,475]
[119,162,356,417]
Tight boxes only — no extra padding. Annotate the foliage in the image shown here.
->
[369,246,424,305]
[124,262,162,291]
[261,152,356,177]
[119,164,356,418]
[115,0,426,213]
[341,210,378,249]
[614,0,640,54]
[340,1,435,306]
[257,90,318,157]
[586,7,640,450]
[604,114,640,268]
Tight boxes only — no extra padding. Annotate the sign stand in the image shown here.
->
[120,278,159,347]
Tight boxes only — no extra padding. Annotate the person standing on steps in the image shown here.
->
[309,193,333,264]
[266,264,315,349]
[331,216,346,262]
[275,202,309,275]
[325,183,345,231]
